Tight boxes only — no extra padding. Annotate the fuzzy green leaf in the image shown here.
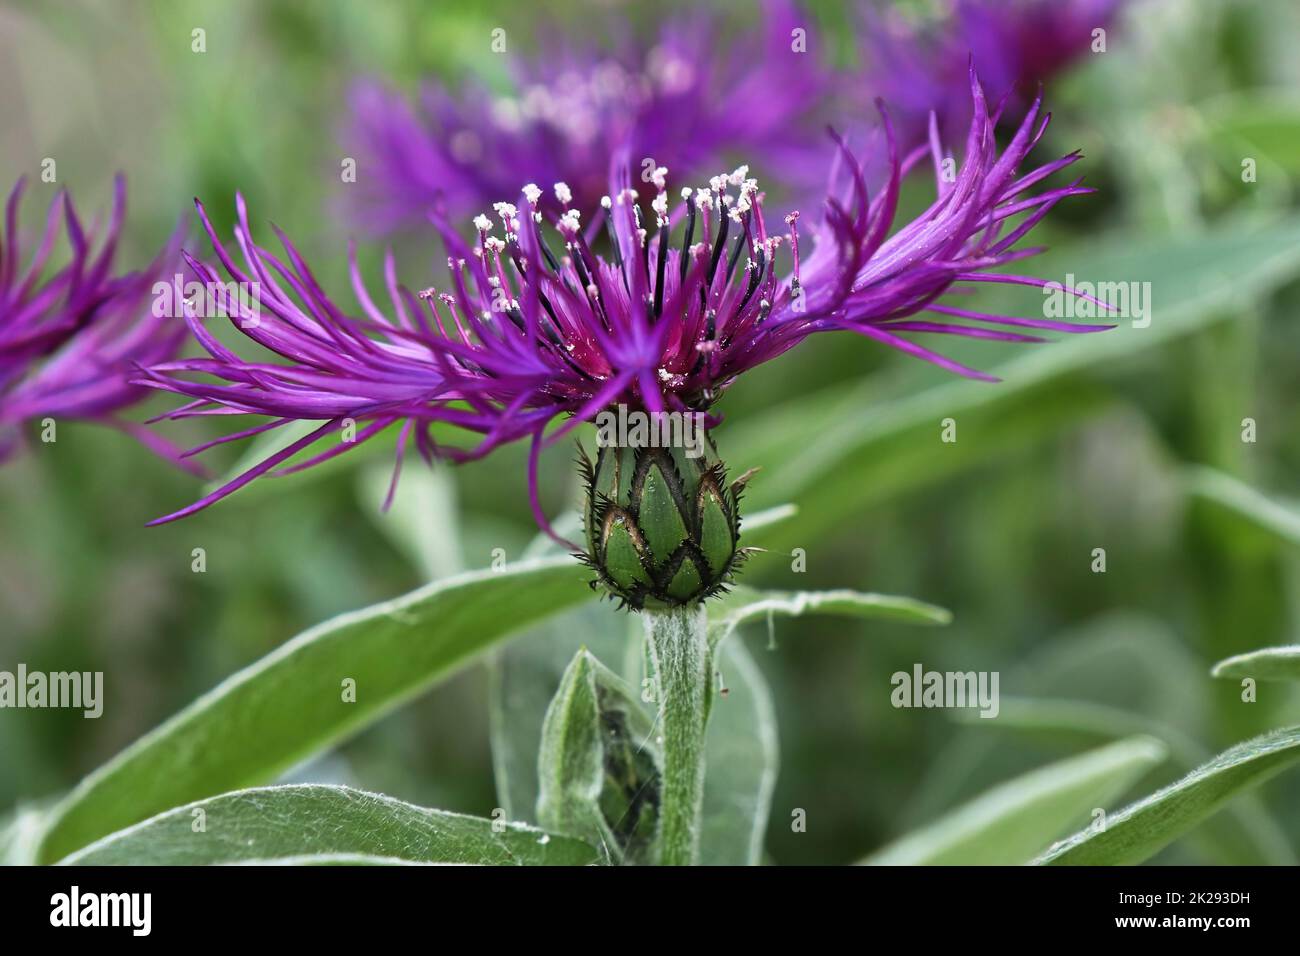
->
[1212,645,1300,682]
[708,586,952,651]
[1038,727,1300,865]
[950,696,1296,865]
[60,785,597,866]
[865,737,1166,865]
[537,649,659,864]
[37,557,592,864]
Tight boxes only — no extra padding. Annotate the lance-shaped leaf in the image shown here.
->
[864,737,1166,865]
[1212,646,1300,683]
[708,586,952,651]
[950,697,1295,865]
[59,785,597,866]
[1038,727,1300,865]
[537,649,660,865]
[37,557,592,864]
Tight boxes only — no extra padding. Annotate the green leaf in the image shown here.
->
[60,785,598,866]
[1184,467,1300,548]
[864,737,1166,865]
[536,649,659,864]
[950,697,1296,865]
[1038,727,1300,865]
[488,604,632,825]
[732,220,1300,546]
[1212,646,1300,682]
[708,586,952,650]
[700,640,779,866]
[37,556,593,864]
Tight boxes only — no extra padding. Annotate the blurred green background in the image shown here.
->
[3,0,1300,864]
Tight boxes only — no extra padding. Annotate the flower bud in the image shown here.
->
[581,437,750,610]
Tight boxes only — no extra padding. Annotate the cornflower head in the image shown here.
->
[140,71,1110,608]
[861,0,1123,146]
[343,0,830,232]
[0,176,193,467]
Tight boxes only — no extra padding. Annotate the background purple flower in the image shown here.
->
[343,0,831,233]
[861,0,1123,146]
[0,176,197,468]
[142,74,1108,536]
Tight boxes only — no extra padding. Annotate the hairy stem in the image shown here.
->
[643,604,711,866]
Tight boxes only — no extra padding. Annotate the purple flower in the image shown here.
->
[343,0,830,233]
[0,176,196,467]
[862,0,1122,145]
[140,73,1109,537]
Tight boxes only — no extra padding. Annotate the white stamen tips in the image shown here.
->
[557,209,582,234]
[484,236,506,253]
[487,276,502,287]
[600,195,613,210]
[694,191,714,210]
[728,165,750,186]
[492,202,520,232]
[652,192,669,223]
[473,214,492,232]
[522,183,542,205]
[785,211,801,224]
[681,187,694,200]
[554,182,573,205]
[709,174,728,192]
[417,287,436,300]
[651,166,668,190]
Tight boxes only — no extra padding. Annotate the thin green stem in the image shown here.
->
[643,604,711,866]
